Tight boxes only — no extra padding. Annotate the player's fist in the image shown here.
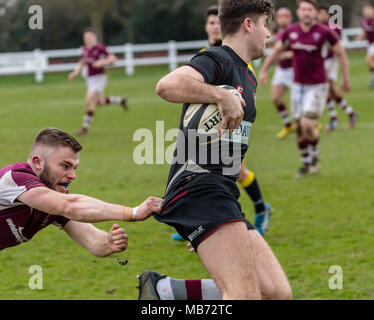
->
[68,70,78,80]
[108,223,128,253]
[217,88,245,136]
[92,60,105,69]
[135,197,164,221]
[340,79,351,93]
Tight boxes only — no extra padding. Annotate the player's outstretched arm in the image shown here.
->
[331,41,351,93]
[259,40,286,86]
[17,187,163,223]
[68,60,85,80]
[156,66,245,135]
[355,31,366,41]
[92,54,117,69]
[63,221,128,257]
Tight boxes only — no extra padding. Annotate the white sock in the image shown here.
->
[201,279,222,300]
[156,277,175,300]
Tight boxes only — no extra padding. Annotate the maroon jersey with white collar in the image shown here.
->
[281,22,339,85]
[0,162,70,250]
[81,44,109,77]
[362,18,374,44]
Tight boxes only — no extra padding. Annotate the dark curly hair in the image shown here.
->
[218,0,274,38]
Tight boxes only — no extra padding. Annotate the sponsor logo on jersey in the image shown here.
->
[313,32,321,42]
[290,32,299,40]
[291,42,317,53]
[6,218,29,244]
[220,121,252,145]
[236,85,244,95]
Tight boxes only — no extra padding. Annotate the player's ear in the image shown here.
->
[243,17,253,34]
[30,155,44,171]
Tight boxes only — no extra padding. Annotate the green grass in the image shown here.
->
[0,51,373,300]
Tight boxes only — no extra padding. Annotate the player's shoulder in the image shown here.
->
[316,22,331,32]
[202,45,233,59]
[0,162,44,188]
[0,162,33,177]
[284,22,300,33]
[95,43,108,52]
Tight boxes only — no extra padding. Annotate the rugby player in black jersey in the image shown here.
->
[148,0,291,300]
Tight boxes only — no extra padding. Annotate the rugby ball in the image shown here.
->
[183,85,241,136]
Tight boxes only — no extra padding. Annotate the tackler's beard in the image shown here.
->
[39,162,55,190]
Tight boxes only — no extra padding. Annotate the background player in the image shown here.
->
[260,0,351,178]
[171,4,271,242]
[0,128,163,253]
[68,28,128,136]
[155,0,292,300]
[357,4,374,89]
[317,5,358,132]
[261,7,295,139]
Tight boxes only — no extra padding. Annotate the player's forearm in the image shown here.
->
[280,51,293,61]
[102,55,117,66]
[261,50,279,72]
[74,61,85,74]
[62,194,133,223]
[338,51,350,82]
[85,229,113,257]
[156,74,223,105]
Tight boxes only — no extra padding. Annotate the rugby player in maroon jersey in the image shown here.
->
[69,28,128,136]
[0,128,163,255]
[317,5,358,132]
[260,0,351,178]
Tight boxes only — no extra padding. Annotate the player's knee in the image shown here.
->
[303,111,319,120]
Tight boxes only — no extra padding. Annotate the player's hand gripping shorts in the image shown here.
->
[154,173,255,252]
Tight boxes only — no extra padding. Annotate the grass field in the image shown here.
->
[0,51,373,300]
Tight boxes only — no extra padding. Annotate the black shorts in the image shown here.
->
[154,173,255,252]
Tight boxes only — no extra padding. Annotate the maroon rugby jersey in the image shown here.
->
[362,18,374,44]
[281,22,339,85]
[80,44,109,77]
[0,163,70,250]
[276,30,293,69]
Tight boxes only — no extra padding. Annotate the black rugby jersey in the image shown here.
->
[164,45,258,197]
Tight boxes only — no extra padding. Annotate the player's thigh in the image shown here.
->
[272,84,288,103]
[249,230,292,300]
[98,94,106,105]
[290,84,303,121]
[86,90,100,107]
[303,84,329,120]
[197,221,261,300]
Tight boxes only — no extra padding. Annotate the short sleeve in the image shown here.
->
[326,28,339,46]
[187,50,232,85]
[12,171,46,191]
[281,29,291,49]
[0,171,46,206]
[52,216,71,230]
[100,45,109,57]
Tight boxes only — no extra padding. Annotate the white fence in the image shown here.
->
[0,28,367,83]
